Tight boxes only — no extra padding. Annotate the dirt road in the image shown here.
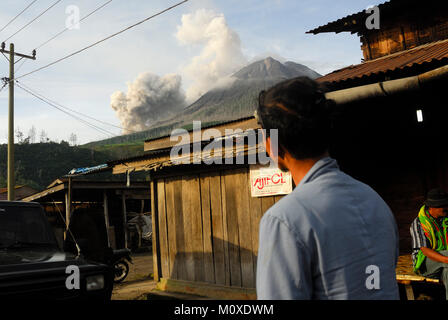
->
[112,251,155,300]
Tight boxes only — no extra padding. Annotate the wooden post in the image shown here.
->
[7,43,14,201]
[103,190,110,247]
[122,194,128,249]
[64,177,72,240]
[151,180,161,282]
[0,43,37,200]
[404,282,415,300]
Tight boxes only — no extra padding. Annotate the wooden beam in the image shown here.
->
[156,278,257,300]
[405,284,415,300]
[64,177,72,240]
[151,180,161,282]
[122,194,128,249]
[103,190,111,247]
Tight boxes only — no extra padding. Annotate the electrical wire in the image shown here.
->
[16,80,116,136]
[0,79,8,92]
[17,80,137,134]
[0,0,39,34]
[1,52,9,62]
[15,57,28,73]
[35,0,114,50]
[17,0,114,74]
[3,0,63,43]
[16,0,189,80]
[15,80,117,137]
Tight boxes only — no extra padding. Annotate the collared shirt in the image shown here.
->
[410,215,447,265]
[256,157,400,300]
[410,217,429,265]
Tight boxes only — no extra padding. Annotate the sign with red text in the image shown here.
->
[249,165,292,197]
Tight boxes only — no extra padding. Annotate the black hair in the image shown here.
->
[257,76,333,160]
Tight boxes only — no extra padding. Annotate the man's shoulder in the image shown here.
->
[262,192,305,222]
[260,192,309,233]
[261,170,393,232]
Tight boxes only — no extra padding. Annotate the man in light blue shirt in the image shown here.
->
[255,77,399,300]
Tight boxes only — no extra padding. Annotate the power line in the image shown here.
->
[3,0,63,43]
[35,0,113,50]
[15,80,117,137]
[17,80,137,134]
[1,52,9,62]
[15,56,28,73]
[17,0,114,74]
[16,80,116,137]
[0,78,8,92]
[0,0,39,34]
[16,0,189,80]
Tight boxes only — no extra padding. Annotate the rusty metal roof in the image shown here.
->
[317,39,448,84]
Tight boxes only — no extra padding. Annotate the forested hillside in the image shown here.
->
[0,141,114,190]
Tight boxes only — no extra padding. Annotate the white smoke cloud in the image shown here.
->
[111,9,246,133]
[111,73,186,133]
[176,9,247,103]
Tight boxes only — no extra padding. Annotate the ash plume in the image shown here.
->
[176,9,247,103]
[111,9,247,133]
[110,73,186,133]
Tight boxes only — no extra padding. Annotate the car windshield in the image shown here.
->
[0,205,58,250]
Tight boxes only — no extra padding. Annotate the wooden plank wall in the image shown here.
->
[153,167,283,288]
[360,19,448,61]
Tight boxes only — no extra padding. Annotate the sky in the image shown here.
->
[0,0,380,144]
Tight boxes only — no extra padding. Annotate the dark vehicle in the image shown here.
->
[0,201,114,300]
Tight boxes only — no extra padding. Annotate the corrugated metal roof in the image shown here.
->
[107,147,172,166]
[144,116,256,143]
[0,185,26,194]
[317,39,448,84]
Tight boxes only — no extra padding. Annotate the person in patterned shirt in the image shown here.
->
[410,188,448,299]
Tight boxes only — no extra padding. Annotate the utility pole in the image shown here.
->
[0,42,36,201]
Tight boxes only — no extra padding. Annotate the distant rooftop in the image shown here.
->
[306,0,442,35]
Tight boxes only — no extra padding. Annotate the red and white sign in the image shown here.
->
[249,165,293,197]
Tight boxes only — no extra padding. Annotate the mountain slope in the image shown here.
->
[86,57,321,147]
[177,57,321,124]
[234,57,320,80]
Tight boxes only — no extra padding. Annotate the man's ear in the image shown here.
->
[264,135,271,156]
[265,135,285,161]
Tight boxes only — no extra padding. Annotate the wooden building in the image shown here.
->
[108,117,292,298]
[309,0,448,299]
[308,0,448,256]
[23,178,151,252]
[0,185,38,200]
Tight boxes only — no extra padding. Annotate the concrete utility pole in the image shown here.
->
[0,42,36,201]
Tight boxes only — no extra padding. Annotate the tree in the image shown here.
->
[39,130,49,143]
[69,133,78,146]
[0,174,6,188]
[15,128,24,144]
[28,126,37,144]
